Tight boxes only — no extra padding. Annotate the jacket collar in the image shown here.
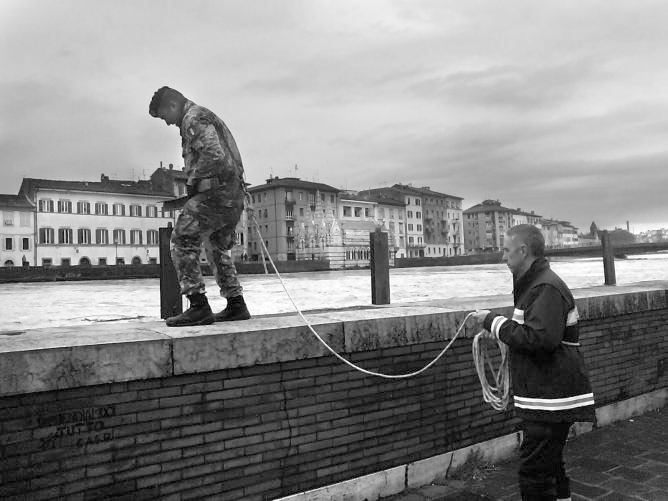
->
[513,257,550,300]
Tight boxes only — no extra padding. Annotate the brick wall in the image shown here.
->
[1,303,667,500]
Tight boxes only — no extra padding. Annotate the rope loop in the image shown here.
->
[472,331,511,411]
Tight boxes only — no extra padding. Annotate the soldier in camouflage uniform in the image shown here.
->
[149,86,251,326]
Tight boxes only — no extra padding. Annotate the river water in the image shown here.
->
[2,254,667,332]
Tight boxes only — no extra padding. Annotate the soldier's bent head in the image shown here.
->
[149,86,187,118]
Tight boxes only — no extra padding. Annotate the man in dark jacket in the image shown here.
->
[149,86,251,326]
[472,224,595,501]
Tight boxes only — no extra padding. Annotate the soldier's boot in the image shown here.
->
[214,295,251,322]
[166,293,215,327]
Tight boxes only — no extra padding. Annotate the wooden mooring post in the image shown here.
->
[599,230,616,286]
[159,227,182,319]
[370,228,390,305]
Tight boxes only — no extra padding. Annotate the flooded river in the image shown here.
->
[2,254,667,331]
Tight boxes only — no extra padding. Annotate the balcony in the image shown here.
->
[285,196,295,208]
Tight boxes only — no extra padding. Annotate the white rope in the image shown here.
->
[243,195,511,401]
[472,331,511,411]
[250,216,473,379]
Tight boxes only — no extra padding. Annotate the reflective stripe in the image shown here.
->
[561,341,580,346]
[491,316,507,337]
[514,393,595,411]
[512,308,525,325]
[567,306,579,326]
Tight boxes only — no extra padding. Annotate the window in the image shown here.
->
[39,199,54,212]
[58,200,72,213]
[61,258,71,267]
[113,203,125,216]
[96,228,109,245]
[299,192,303,201]
[251,194,256,203]
[116,257,125,265]
[299,208,304,216]
[78,228,91,245]
[330,195,335,203]
[20,213,30,227]
[379,208,385,218]
[22,237,30,250]
[132,256,142,265]
[263,209,268,218]
[418,237,423,244]
[3,211,14,226]
[146,205,158,217]
[364,208,370,217]
[3,237,12,250]
[42,258,53,267]
[409,236,414,244]
[417,224,422,231]
[77,201,90,214]
[343,206,352,217]
[408,224,414,231]
[149,258,157,264]
[147,230,159,245]
[130,204,142,217]
[58,228,73,244]
[162,209,172,218]
[354,207,361,217]
[4,260,14,267]
[39,228,55,244]
[130,229,142,245]
[407,211,413,218]
[416,199,421,206]
[113,229,126,245]
[95,202,108,215]
[416,211,421,219]
[321,193,325,201]
[98,258,107,265]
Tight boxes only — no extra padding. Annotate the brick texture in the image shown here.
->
[1,309,666,500]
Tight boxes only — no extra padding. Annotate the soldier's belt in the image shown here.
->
[195,177,222,192]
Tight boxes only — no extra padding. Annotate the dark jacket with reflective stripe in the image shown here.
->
[484,258,595,422]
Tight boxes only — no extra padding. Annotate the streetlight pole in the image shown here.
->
[114,238,118,264]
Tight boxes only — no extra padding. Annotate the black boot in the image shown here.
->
[166,293,214,327]
[214,295,251,322]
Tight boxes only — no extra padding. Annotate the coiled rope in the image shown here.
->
[243,194,510,407]
[472,331,511,410]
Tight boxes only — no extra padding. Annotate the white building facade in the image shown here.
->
[19,176,174,266]
[0,195,35,267]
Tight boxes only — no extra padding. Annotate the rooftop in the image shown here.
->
[0,194,32,210]
[248,176,340,194]
[19,175,173,198]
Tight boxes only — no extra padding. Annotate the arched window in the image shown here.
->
[79,257,91,266]
[4,260,14,267]
[131,256,142,265]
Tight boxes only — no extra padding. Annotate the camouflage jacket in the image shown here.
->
[180,100,245,202]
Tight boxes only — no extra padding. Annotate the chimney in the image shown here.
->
[160,161,163,169]
[626,220,630,232]
[169,163,174,170]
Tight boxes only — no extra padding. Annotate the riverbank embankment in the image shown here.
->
[1,281,666,500]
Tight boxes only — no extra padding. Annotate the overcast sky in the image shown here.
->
[2,0,667,232]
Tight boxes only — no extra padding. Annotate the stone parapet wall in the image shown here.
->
[1,281,666,500]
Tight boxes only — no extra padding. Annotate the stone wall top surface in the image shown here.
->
[1,280,666,396]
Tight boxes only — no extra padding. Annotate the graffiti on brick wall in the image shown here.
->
[37,405,116,450]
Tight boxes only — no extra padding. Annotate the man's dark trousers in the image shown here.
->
[519,421,572,500]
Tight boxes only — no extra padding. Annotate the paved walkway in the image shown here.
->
[383,406,668,501]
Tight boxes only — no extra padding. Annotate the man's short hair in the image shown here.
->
[507,224,545,257]
[149,86,186,117]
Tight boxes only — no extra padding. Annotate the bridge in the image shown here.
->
[544,241,668,257]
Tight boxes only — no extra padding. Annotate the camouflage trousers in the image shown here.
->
[170,191,243,298]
